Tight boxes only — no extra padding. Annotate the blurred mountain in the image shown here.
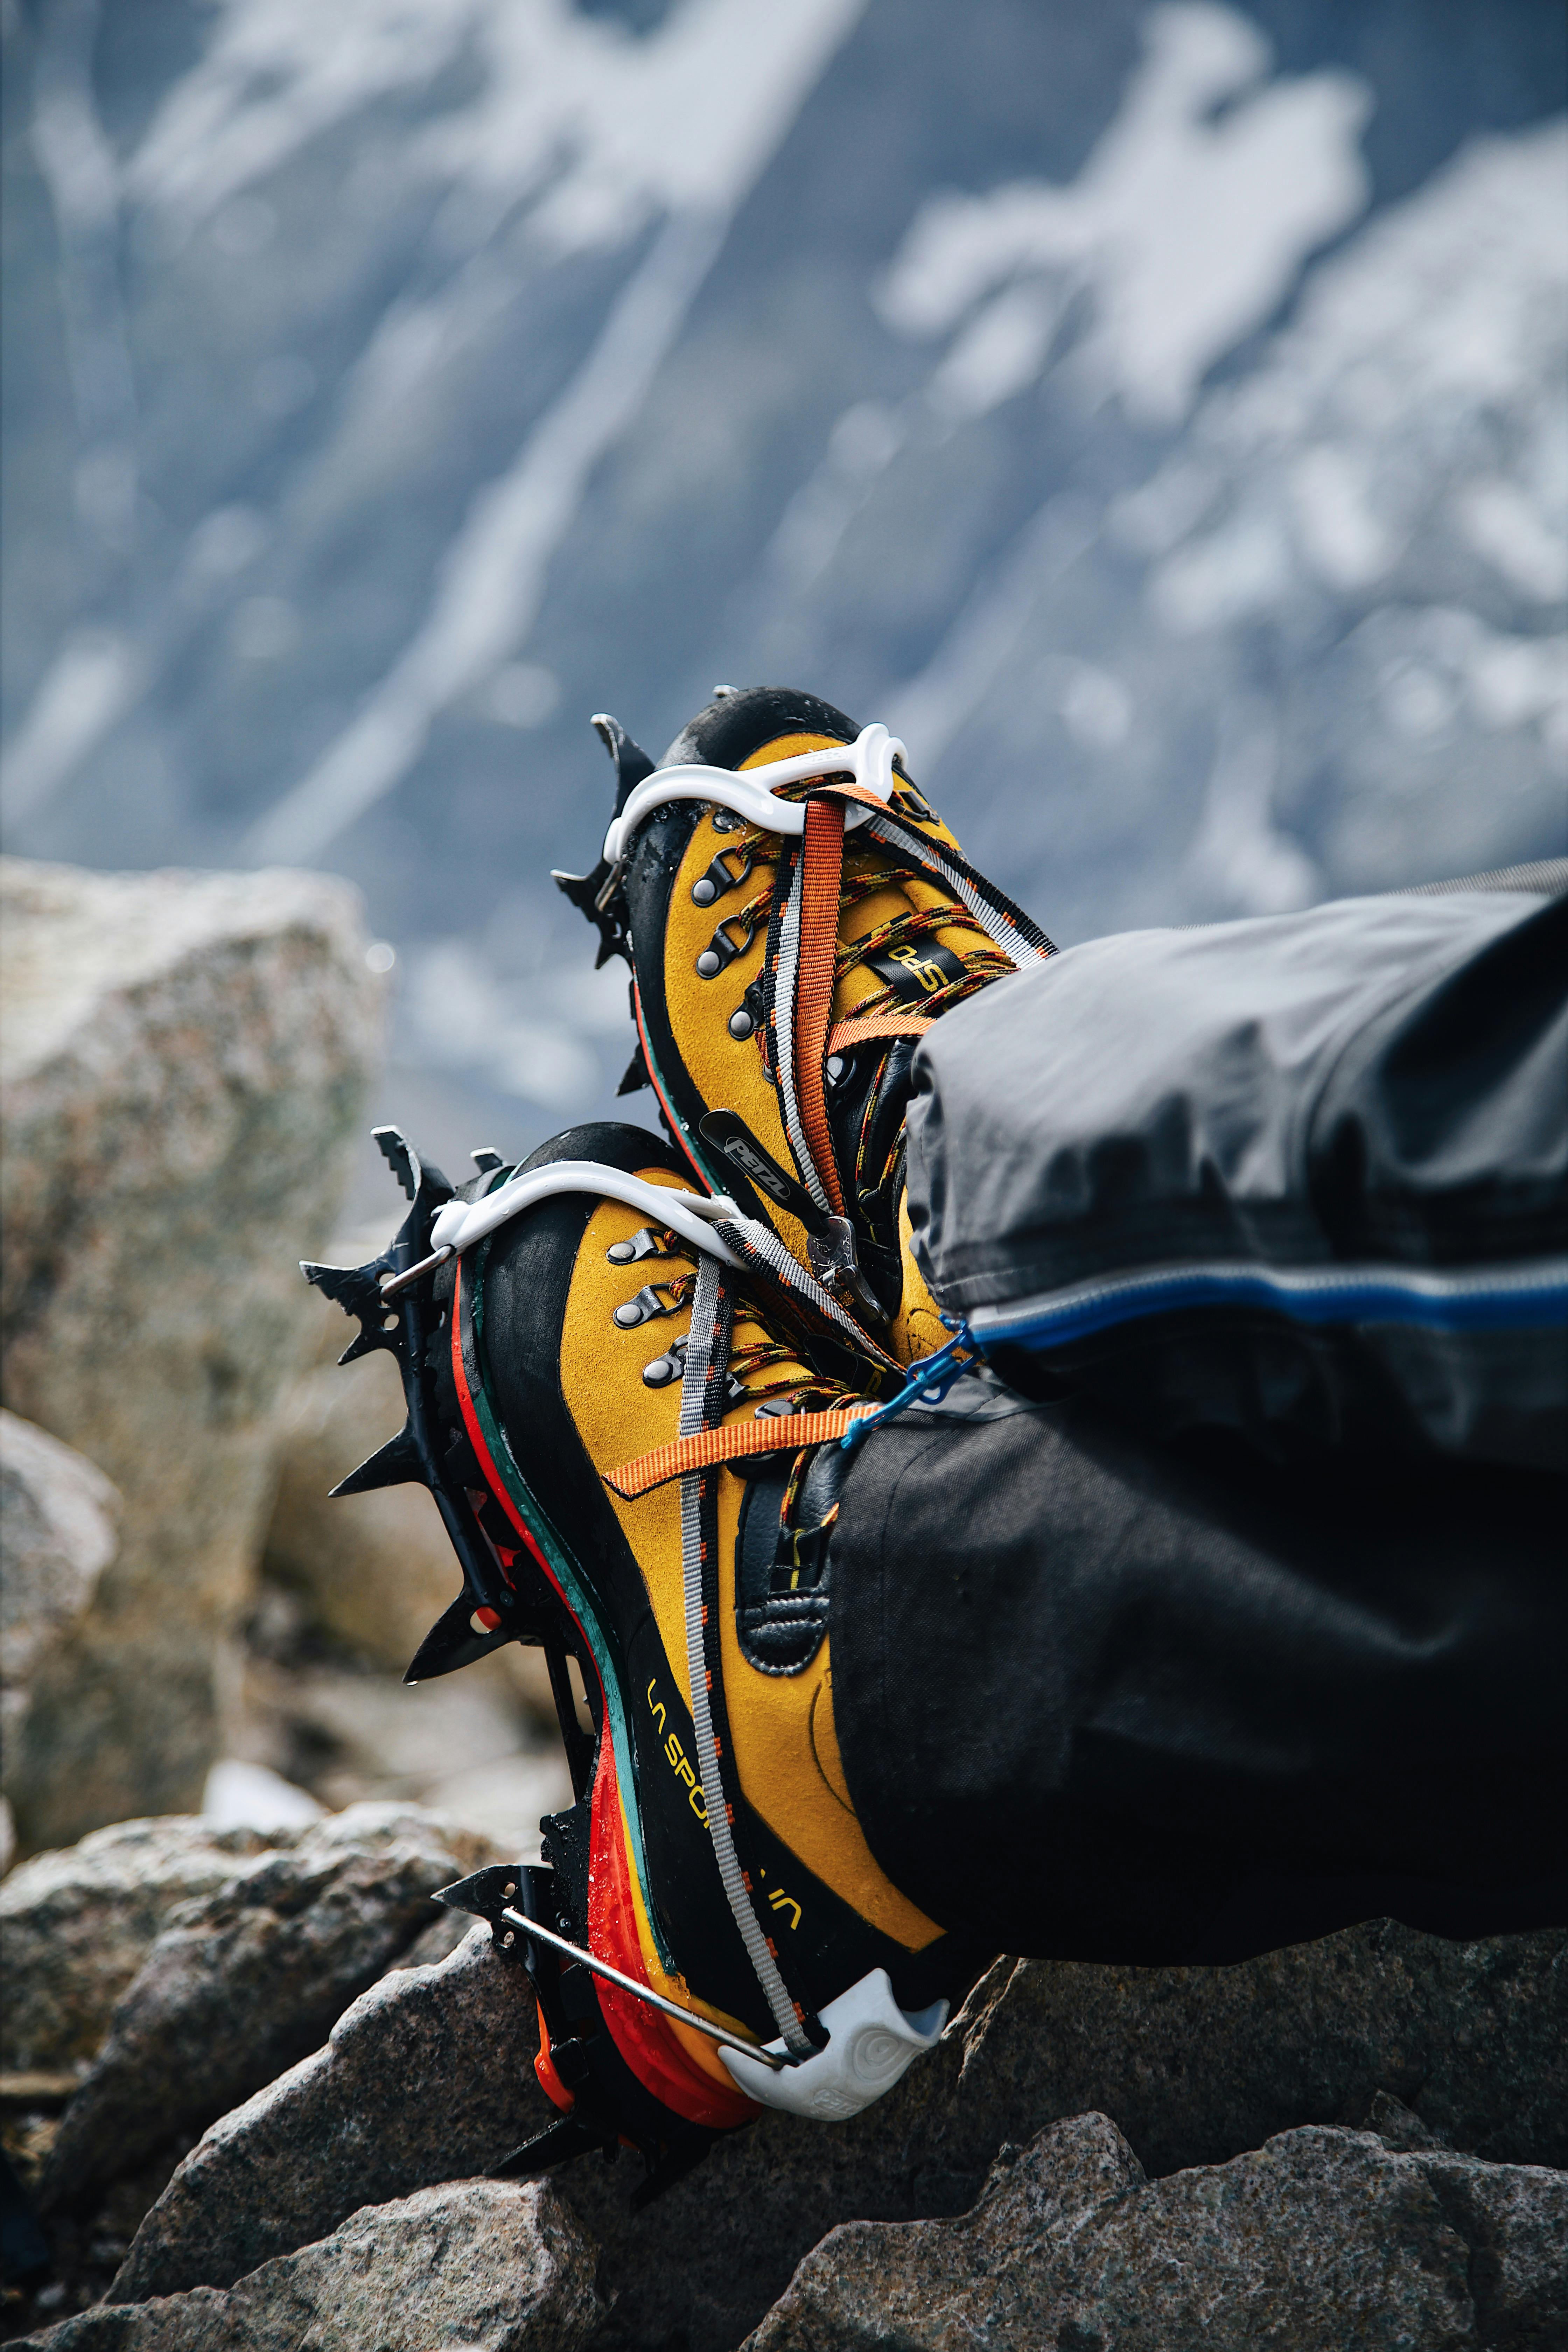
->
[3,0,1564,1189]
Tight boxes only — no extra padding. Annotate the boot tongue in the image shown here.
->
[824,1038,917,1317]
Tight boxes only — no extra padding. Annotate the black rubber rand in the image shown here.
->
[466,1121,955,2035]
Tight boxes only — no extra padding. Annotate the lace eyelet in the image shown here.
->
[607,1227,667,1266]
[614,1283,679,1329]
[643,1336,689,1388]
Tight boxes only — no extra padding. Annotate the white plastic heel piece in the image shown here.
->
[601,722,907,868]
[718,1967,948,2120]
[428,1162,743,1269]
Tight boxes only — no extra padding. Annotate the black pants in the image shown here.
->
[829,1380,1568,1965]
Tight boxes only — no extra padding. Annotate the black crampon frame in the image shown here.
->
[303,1127,552,1676]
[302,1126,741,2202]
[435,1853,734,2208]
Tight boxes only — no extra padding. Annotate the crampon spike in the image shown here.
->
[405,1594,520,1684]
[301,1124,518,1646]
[329,1422,424,1497]
[590,712,654,810]
[549,712,656,968]
[616,1040,652,1097]
[493,2113,616,2177]
[373,1125,422,1202]
[553,865,630,970]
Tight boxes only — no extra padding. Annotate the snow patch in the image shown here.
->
[238,0,866,862]
[402,934,627,1115]
[878,2,1371,426]
[0,632,142,826]
[203,1758,325,1829]
[1456,479,1568,606]
[126,0,863,254]
[1184,707,1320,915]
[1145,120,1568,642]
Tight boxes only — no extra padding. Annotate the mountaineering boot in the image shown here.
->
[554,687,1054,1365]
[304,1120,983,2203]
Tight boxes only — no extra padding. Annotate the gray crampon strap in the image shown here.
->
[769,843,831,1217]
[716,1213,901,1375]
[861,811,1053,971]
[678,1253,816,2058]
[764,805,1052,1221]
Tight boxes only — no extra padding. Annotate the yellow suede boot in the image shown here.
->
[309,1119,980,2204]
[555,687,1054,1362]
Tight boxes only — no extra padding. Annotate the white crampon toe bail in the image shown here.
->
[427,1163,744,1269]
[601,722,906,868]
[718,1968,948,2120]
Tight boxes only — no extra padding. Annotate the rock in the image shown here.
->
[946,1925,1568,2176]
[386,1907,476,1971]
[263,1351,479,1682]
[0,1413,119,1776]
[1,1816,286,2073]
[18,2178,600,2351]
[232,1637,568,1841]
[262,1347,557,1721]
[746,2115,1568,2351]
[0,857,382,1846]
[99,1916,1566,2352]
[1364,2087,1451,2152]
[746,2113,1142,2352]
[38,1804,495,2211]
[108,1923,544,2301]
[1419,2142,1568,2347]
[554,1922,1567,2351]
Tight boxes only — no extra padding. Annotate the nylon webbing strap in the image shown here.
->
[795,797,847,1218]
[827,1013,933,1054]
[715,1217,902,1373]
[676,1255,814,2056]
[770,848,822,1215]
[862,811,1054,968]
[607,1403,877,1499]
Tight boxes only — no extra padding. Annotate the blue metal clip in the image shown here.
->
[840,1316,979,1453]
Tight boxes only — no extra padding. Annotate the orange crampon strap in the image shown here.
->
[604,1404,876,1498]
[826,1013,934,1054]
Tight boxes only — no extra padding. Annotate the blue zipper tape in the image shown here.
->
[970,1256,1568,1353]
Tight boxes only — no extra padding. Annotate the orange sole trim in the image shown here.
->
[588,1734,760,2130]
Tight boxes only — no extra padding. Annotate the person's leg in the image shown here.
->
[828,1380,1568,1965]
[908,880,1568,1476]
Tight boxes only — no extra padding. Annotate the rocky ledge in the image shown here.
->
[0,856,1561,2347]
[4,1807,1562,2350]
